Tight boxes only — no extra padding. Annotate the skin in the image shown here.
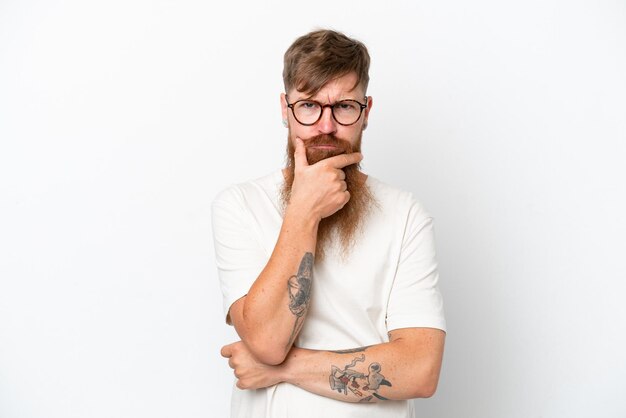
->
[222,72,446,401]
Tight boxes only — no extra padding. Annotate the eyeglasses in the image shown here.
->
[285,96,367,126]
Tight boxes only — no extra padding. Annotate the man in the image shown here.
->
[212,29,446,418]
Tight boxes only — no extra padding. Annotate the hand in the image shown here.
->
[221,341,285,390]
[289,136,363,220]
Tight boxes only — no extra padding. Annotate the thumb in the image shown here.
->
[293,137,309,167]
[220,344,233,358]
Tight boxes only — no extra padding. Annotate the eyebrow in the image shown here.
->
[294,96,362,103]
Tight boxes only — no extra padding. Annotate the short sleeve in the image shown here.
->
[211,187,268,324]
[386,199,446,333]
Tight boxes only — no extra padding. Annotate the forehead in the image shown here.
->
[290,72,364,101]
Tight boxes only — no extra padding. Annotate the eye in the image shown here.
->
[336,101,358,111]
[297,101,318,110]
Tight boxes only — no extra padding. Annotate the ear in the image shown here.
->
[280,93,289,123]
[362,96,373,129]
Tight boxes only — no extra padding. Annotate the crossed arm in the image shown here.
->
[221,327,445,402]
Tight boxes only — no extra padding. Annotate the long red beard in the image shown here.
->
[280,132,376,261]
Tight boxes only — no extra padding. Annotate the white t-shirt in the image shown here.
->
[211,170,446,418]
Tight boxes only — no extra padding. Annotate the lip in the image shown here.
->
[309,144,338,150]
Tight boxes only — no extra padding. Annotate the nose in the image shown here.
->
[316,106,337,135]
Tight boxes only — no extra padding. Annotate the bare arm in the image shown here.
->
[228,137,363,365]
[221,327,446,402]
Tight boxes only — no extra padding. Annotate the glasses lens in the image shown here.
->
[294,101,321,125]
[333,101,362,125]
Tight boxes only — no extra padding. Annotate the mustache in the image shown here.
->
[302,134,353,153]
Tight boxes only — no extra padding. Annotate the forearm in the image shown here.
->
[232,203,319,364]
[280,334,444,403]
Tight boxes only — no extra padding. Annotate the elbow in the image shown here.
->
[253,347,288,366]
[233,301,289,365]
[407,379,439,399]
[244,335,288,365]
[414,380,439,398]
[409,365,441,399]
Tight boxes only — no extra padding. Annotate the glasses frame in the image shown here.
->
[285,95,368,126]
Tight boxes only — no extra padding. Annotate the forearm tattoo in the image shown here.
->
[285,252,313,349]
[329,354,392,403]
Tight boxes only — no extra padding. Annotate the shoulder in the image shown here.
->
[212,170,283,210]
[367,175,432,223]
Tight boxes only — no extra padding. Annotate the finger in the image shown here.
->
[293,137,309,167]
[340,180,347,192]
[338,170,346,180]
[324,152,363,169]
[220,344,232,358]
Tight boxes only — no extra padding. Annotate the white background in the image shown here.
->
[1,1,625,417]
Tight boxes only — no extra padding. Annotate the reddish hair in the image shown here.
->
[283,29,370,96]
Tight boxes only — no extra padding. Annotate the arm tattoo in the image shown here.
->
[285,252,313,349]
[329,355,392,403]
